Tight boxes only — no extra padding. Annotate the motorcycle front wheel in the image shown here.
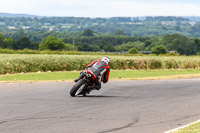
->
[70,79,86,97]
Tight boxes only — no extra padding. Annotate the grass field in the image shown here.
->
[170,121,200,133]
[1,54,200,81]
[1,69,200,82]
[1,54,200,74]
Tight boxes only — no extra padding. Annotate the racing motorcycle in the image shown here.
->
[70,70,100,97]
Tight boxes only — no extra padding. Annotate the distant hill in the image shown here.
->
[0,13,40,18]
[1,12,200,21]
[184,16,200,21]
[1,13,200,38]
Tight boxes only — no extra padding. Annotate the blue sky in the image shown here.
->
[0,0,200,17]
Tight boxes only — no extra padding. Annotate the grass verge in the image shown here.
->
[169,121,200,133]
[1,69,200,83]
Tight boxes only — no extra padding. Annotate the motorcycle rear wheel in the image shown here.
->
[70,79,86,97]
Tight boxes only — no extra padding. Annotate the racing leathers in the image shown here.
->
[74,60,110,90]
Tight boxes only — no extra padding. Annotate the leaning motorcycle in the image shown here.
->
[70,70,99,97]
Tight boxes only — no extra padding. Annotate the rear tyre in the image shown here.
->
[70,79,86,97]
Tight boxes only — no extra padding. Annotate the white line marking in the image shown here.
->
[164,119,200,133]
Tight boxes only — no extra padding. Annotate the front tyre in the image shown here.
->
[70,79,86,97]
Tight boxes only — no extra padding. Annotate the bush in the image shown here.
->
[39,36,65,50]
[128,48,138,54]
[151,45,167,55]
[164,59,180,69]
[147,59,162,69]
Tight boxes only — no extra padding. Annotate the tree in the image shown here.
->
[14,37,31,50]
[103,44,115,52]
[115,41,145,52]
[82,29,94,36]
[77,44,93,51]
[91,45,101,51]
[0,34,4,48]
[13,29,25,40]
[144,40,152,47]
[163,34,195,55]
[39,36,65,50]
[30,41,40,50]
[151,45,167,55]
[128,48,138,54]
[64,43,77,51]
[114,30,126,36]
[115,42,133,52]
[3,38,14,49]
[144,37,163,51]
[194,38,200,53]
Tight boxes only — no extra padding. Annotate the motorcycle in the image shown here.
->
[70,70,99,97]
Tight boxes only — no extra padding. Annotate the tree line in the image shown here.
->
[1,30,200,55]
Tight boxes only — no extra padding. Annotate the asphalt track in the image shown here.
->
[0,78,200,133]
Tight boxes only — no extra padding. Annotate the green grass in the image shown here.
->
[171,122,200,133]
[0,71,80,81]
[111,69,200,79]
[1,69,200,82]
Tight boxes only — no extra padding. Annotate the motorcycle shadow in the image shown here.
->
[77,95,119,98]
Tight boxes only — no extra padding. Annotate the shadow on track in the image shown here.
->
[76,95,119,98]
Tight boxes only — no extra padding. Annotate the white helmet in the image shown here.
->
[102,56,110,64]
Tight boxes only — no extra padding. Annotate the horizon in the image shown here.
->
[1,12,200,18]
[0,0,200,18]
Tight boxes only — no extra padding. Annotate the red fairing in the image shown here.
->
[86,69,96,81]
[103,68,110,83]
[87,60,97,68]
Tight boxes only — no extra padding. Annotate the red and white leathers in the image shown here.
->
[86,60,110,83]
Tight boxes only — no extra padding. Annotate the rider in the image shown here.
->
[74,56,110,90]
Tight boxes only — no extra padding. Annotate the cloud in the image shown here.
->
[0,0,200,17]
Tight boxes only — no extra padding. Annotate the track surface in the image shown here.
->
[0,78,200,133]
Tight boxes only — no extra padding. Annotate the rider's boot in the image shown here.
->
[87,77,101,90]
[94,78,101,90]
[86,86,94,94]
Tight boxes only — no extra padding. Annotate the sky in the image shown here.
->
[0,0,200,17]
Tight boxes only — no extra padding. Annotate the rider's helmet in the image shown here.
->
[101,56,110,64]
